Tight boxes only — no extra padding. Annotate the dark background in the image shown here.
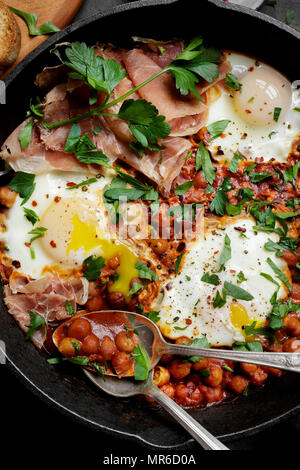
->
[1,0,300,461]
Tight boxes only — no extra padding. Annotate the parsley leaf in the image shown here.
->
[228,150,244,173]
[185,337,211,362]
[28,226,47,243]
[66,178,98,190]
[201,273,220,285]
[83,255,105,280]
[25,310,45,340]
[219,234,231,271]
[64,42,126,101]
[23,207,39,225]
[225,73,242,92]
[195,141,215,184]
[266,257,291,291]
[249,172,274,183]
[174,181,194,196]
[175,253,184,273]
[213,290,227,308]
[145,311,160,323]
[206,120,231,141]
[128,282,144,296]
[65,300,75,317]
[223,281,254,301]
[135,261,158,281]
[133,343,151,381]
[273,107,282,122]
[9,7,60,36]
[18,118,34,150]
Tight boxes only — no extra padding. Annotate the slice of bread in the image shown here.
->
[0,1,21,72]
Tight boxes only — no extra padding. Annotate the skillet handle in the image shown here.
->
[146,384,229,451]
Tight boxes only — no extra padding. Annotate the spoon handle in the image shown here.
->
[147,384,228,451]
[165,345,300,373]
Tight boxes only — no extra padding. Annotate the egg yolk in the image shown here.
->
[234,66,292,126]
[230,302,252,337]
[40,199,139,298]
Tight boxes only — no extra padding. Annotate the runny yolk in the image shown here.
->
[67,214,139,299]
[230,302,253,337]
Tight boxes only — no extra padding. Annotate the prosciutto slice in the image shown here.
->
[4,274,87,348]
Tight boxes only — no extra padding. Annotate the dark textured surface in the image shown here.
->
[1,0,300,459]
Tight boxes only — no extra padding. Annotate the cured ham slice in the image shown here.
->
[123,48,231,137]
[4,273,87,348]
[123,48,207,122]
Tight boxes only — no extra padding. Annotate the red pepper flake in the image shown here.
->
[248,66,254,72]
[185,319,192,325]
[234,226,247,233]
[12,260,21,268]
[32,201,37,207]
[67,182,76,187]
[50,241,57,248]
[245,109,252,114]
[54,196,61,203]
[24,242,31,247]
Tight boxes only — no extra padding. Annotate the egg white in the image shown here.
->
[153,217,289,346]
[207,53,300,163]
[2,171,112,278]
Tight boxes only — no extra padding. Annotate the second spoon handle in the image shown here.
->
[147,384,228,451]
[165,344,300,373]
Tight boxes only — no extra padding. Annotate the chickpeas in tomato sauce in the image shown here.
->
[55,312,138,378]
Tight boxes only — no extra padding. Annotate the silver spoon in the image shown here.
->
[85,368,229,451]
[53,310,300,450]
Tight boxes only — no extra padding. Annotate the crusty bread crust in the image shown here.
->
[0,1,21,71]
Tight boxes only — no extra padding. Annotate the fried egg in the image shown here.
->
[206,53,300,163]
[153,217,290,346]
[2,170,143,298]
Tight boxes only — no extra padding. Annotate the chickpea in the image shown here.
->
[160,383,175,399]
[204,365,223,387]
[81,334,100,355]
[193,172,207,189]
[111,351,131,374]
[192,357,209,371]
[262,366,282,377]
[108,291,126,309]
[282,250,298,267]
[160,354,174,364]
[228,375,249,394]
[175,336,191,346]
[67,318,91,341]
[107,255,120,270]
[283,316,300,337]
[115,331,135,353]
[99,335,117,360]
[86,295,104,312]
[175,384,192,404]
[291,283,300,302]
[150,239,169,256]
[240,362,258,376]
[153,366,170,387]
[129,277,141,289]
[168,359,192,380]
[283,338,300,352]
[266,342,283,353]
[0,185,17,208]
[58,337,81,357]
[250,368,268,386]
[200,385,224,404]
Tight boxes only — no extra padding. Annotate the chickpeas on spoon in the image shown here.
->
[53,310,300,451]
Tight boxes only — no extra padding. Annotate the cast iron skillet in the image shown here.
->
[1,0,300,448]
